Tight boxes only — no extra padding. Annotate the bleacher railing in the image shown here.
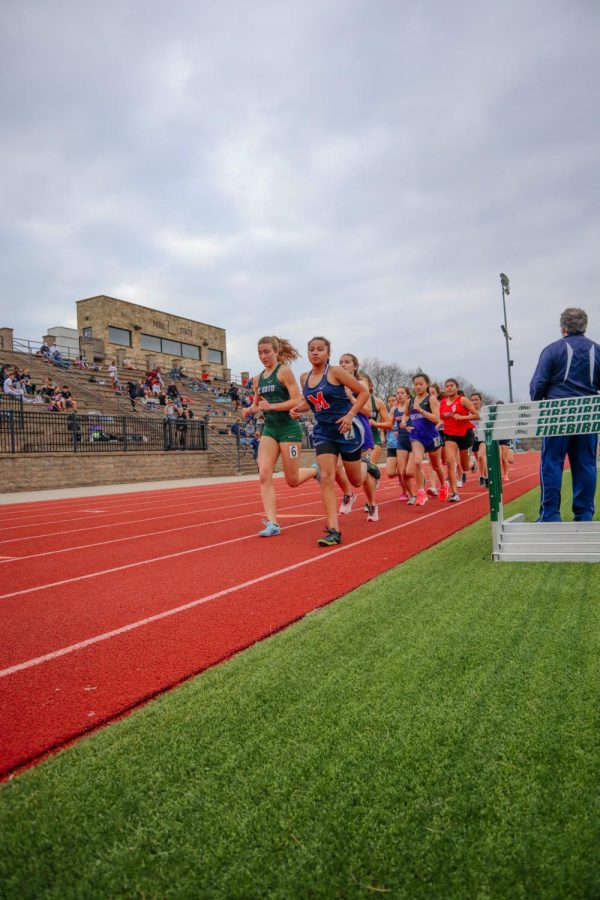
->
[0,406,208,454]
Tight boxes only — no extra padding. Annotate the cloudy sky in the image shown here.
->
[1,0,598,399]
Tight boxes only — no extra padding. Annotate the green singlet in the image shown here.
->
[371,393,382,445]
[257,364,303,443]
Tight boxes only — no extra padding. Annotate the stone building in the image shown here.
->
[76,295,228,379]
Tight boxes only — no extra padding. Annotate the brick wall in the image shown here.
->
[1,448,316,493]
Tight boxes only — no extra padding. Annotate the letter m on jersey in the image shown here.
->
[308,391,331,412]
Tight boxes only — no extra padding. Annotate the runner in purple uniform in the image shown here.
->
[402,373,448,506]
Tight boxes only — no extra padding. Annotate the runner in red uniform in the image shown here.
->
[439,378,479,502]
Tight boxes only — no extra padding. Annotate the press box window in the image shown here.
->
[207,348,223,364]
[108,326,131,347]
[140,334,161,351]
[182,343,200,360]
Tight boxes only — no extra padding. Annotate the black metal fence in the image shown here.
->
[0,407,208,454]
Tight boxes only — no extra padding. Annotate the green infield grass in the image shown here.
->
[1,479,599,899]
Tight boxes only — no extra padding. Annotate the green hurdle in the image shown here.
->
[477,395,600,562]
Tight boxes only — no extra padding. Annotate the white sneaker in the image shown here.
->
[339,492,357,515]
[367,505,379,522]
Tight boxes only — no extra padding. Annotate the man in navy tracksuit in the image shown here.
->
[529,308,600,522]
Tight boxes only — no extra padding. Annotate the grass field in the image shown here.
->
[1,480,599,899]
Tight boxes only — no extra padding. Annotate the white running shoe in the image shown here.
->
[339,492,357,514]
[367,504,379,522]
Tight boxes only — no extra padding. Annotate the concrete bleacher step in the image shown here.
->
[497,516,600,562]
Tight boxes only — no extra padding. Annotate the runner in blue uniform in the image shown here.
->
[336,353,381,518]
[291,336,375,546]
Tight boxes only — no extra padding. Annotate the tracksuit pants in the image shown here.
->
[539,433,598,521]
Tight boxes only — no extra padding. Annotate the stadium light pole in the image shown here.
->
[499,272,514,402]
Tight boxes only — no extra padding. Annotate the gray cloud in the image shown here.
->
[1,0,599,398]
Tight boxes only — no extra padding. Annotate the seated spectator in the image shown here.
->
[122,357,135,370]
[169,366,180,381]
[60,385,78,412]
[73,356,87,370]
[20,368,36,395]
[3,372,24,397]
[38,376,56,402]
[166,382,180,400]
[164,398,178,419]
[51,349,70,369]
[48,389,65,412]
[142,387,159,411]
[201,371,212,385]
[38,342,51,358]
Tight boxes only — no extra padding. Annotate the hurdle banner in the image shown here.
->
[476,395,600,562]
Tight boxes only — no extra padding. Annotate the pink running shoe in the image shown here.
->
[416,489,428,507]
[398,493,409,502]
[438,482,449,502]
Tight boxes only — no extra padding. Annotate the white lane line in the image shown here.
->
[0,481,253,520]
[0,493,330,564]
[0,484,319,546]
[0,471,539,597]
[0,479,269,530]
[0,492,492,679]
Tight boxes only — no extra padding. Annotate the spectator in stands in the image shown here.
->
[51,348,70,369]
[73,356,87,369]
[48,389,65,412]
[167,381,180,401]
[38,376,56,402]
[123,357,135,370]
[169,365,181,381]
[3,371,24,397]
[126,380,138,411]
[201,371,212,386]
[20,368,36,395]
[176,406,193,447]
[60,385,78,412]
[164,398,178,419]
[228,383,241,410]
[107,360,120,390]
[38,342,51,358]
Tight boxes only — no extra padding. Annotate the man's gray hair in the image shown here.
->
[560,307,588,334]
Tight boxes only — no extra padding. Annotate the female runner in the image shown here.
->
[291,337,375,546]
[244,335,317,537]
[495,400,513,481]
[394,385,417,502]
[364,373,390,467]
[384,395,400,480]
[402,373,447,506]
[439,378,480,502]
[469,392,488,486]
[336,353,381,518]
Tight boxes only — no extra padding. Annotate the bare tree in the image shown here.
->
[361,358,497,403]
[360,358,414,399]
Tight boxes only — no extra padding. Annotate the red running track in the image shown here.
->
[0,456,540,778]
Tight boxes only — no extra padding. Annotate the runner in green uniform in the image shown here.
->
[243,335,317,537]
[364,373,390,467]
